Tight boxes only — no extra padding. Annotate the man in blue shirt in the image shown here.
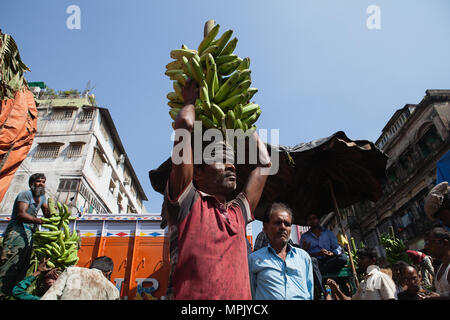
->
[248,203,314,300]
[0,173,50,297]
[300,212,348,298]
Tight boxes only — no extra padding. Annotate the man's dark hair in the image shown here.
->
[305,212,319,220]
[90,256,114,273]
[427,227,450,242]
[263,202,293,223]
[357,247,378,264]
[391,260,409,270]
[29,173,46,187]
[400,264,419,276]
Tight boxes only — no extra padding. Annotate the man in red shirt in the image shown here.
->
[165,79,271,300]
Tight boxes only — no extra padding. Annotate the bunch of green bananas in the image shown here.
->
[380,233,410,266]
[30,198,79,271]
[164,23,261,132]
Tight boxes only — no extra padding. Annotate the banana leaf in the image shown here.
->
[0,31,31,101]
[149,131,388,227]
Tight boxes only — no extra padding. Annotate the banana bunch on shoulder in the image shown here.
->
[165,23,262,132]
[31,198,79,271]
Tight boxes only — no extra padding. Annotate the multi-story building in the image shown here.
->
[322,89,450,262]
[0,83,148,215]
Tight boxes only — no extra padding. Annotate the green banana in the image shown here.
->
[241,103,260,118]
[181,56,195,80]
[242,108,261,125]
[198,114,216,129]
[189,58,204,84]
[210,103,225,121]
[237,57,250,71]
[218,93,246,110]
[220,37,238,56]
[169,108,180,120]
[228,79,251,97]
[42,224,58,231]
[170,48,196,60]
[200,45,219,59]
[218,58,242,76]
[215,54,238,65]
[213,71,241,103]
[235,118,243,130]
[225,110,236,129]
[173,73,188,86]
[246,88,258,101]
[237,69,251,82]
[167,92,182,103]
[213,30,233,56]
[234,104,243,118]
[173,81,184,101]
[198,24,221,55]
[166,59,183,70]
[168,101,184,109]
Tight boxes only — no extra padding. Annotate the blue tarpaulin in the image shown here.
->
[437,150,450,183]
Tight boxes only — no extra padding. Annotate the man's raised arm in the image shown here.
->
[168,79,198,200]
[243,131,272,214]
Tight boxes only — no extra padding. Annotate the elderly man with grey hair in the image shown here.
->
[424,181,450,231]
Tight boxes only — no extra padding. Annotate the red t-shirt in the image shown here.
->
[164,181,253,300]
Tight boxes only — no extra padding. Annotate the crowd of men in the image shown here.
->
[0,79,449,300]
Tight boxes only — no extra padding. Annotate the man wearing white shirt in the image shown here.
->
[327,247,397,300]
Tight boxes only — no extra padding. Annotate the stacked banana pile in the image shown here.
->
[165,23,261,132]
[31,198,80,270]
[380,232,409,266]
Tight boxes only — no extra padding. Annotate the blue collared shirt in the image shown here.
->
[248,243,314,300]
[299,227,342,260]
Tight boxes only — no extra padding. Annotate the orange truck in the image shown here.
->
[0,213,253,300]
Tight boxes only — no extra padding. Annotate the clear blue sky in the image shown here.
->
[2,0,450,241]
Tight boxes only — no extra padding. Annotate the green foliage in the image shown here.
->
[0,32,31,101]
[379,232,411,266]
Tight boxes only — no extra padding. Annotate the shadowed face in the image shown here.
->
[306,214,320,228]
[357,254,376,274]
[424,232,448,260]
[402,266,421,294]
[194,162,237,196]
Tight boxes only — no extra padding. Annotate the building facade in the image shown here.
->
[322,89,450,262]
[0,83,148,215]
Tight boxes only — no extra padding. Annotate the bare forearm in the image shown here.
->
[169,105,195,199]
[18,212,42,225]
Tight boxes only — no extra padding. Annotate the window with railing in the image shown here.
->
[80,109,94,121]
[58,178,80,192]
[34,143,62,159]
[67,142,84,158]
[51,109,74,120]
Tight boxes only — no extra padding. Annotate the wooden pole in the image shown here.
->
[328,180,360,287]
